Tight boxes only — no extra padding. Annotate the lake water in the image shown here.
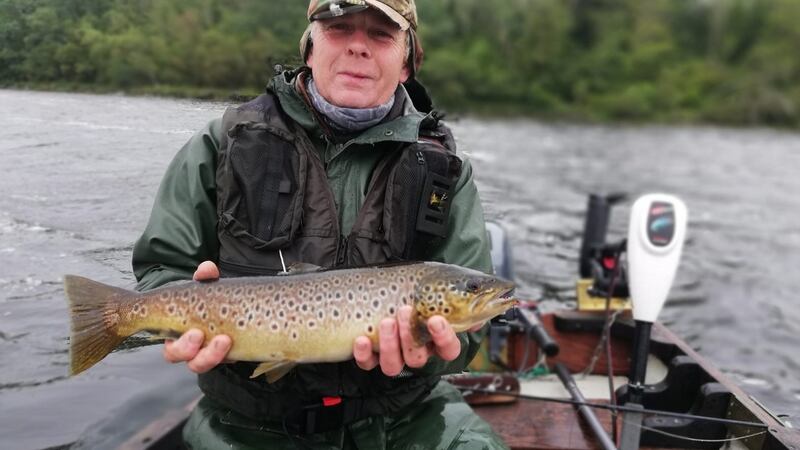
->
[0,89,797,449]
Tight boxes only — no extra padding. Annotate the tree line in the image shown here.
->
[2,0,799,126]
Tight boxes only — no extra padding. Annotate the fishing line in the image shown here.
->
[620,416,768,444]
[456,387,768,429]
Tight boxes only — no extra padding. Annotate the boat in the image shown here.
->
[94,195,800,450]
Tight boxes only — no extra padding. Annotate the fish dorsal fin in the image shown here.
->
[280,263,325,276]
[250,361,297,383]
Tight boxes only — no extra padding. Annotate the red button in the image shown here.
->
[322,396,342,407]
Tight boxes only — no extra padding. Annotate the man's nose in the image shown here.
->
[345,29,371,58]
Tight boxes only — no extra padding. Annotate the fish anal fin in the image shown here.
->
[250,361,296,383]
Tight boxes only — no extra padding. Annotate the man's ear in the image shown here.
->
[306,47,314,67]
[400,64,411,83]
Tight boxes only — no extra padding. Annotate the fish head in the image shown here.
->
[414,264,516,332]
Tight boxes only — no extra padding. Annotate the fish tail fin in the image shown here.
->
[64,275,136,376]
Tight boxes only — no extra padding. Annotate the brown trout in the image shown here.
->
[65,262,516,382]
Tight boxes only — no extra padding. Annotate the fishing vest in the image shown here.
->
[198,81,462,427]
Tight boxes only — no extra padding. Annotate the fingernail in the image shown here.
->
[398,307,409,320]
[381,320,396,334]
[213,339,224,350]
[432,319,446,333]
[188,332,202,345]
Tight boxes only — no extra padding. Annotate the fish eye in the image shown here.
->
[466,280,481,293]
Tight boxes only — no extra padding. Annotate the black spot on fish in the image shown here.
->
[335,292,341,299]
[443,307,451,314]
[355,312,362,320]
[333,309,340,318]
[221,306,228,316]
[347,292,354,301]
[308,321,315,328]
[428,306,436,312]
[391,285,398,293]
[389,306,395,315]
[209,324,215,332]
[318,310,324,319]
[271,323,279,331]
[301,304,308,312]
[372,300,380,309]
[248,313,253,322]
[202,312,208,320]
[380,289,387,297]
[167,305,175,314]
[315,294,323,301]
[198,303,205,312]
[237,319,245,328]
[367,325,374,334]
[265,310,271,318]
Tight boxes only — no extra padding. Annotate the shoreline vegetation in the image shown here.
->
[2,0,800,127]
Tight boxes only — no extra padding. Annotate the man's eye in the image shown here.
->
[328,23,351,33]
[370,29,394,40]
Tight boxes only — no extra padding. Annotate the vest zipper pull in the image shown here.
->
[336,236,348,267]
[416,151,425,165]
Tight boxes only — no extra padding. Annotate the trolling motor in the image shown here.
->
[577,194,630,310]
[619,194,688,450]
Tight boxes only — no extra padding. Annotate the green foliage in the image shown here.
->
[1,0,798,125]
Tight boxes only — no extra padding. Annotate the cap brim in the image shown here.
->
[365,0,411,31]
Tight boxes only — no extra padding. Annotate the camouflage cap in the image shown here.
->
[307,0,417,31]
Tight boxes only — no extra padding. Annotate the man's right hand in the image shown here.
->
[162,261,233,374]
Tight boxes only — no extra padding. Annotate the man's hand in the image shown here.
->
[352,305,483,376]
[162,261,232,374]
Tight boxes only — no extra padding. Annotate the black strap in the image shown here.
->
[257,147,285,241]
[283,397,367,435]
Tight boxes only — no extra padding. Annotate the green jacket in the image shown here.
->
[132,72,493,378]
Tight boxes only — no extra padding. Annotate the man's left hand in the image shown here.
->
[352,305,483,376]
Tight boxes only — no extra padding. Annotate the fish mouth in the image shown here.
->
[470,284,517,316]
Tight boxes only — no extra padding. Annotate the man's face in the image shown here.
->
[307,9,410,109]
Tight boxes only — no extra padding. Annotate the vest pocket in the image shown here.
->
[218,123,307,250]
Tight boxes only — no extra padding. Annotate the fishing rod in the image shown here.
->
[455,386,768,429]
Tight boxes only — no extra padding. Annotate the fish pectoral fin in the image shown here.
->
[250,361,297,383]
[280,263,325,276]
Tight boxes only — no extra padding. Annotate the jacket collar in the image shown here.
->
[268,68,426,151]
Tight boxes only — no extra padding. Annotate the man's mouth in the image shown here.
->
[339,71,372,80]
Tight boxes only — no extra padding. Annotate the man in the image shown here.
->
[132,1,507,448]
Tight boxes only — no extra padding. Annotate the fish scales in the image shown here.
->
[65,262,516,382]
